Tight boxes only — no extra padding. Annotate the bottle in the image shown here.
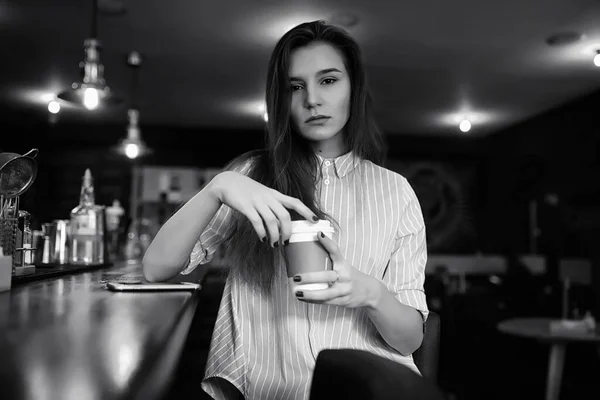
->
[106,200,124,230]
[583,311,596,332]
[22,212,33,265]
[105,199,125,262]
[123,203,158,265]
[124,204,145,265]
[123,218,144,265]
[16,210,34,266]
[69,169,105,265]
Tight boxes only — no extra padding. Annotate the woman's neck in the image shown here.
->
[310,133,348,159]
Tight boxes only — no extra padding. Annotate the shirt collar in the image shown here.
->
[316,151,361,179]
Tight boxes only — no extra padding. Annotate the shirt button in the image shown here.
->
[324,179,330,185]
[324,161,331,167]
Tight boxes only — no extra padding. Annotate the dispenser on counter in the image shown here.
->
[69,169,105,266]
[35,220,70,266]
[36,223,53,265]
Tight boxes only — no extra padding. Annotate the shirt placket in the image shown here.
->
[308,159,334,360]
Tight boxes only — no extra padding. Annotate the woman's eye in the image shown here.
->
[291,85,303,92]
[322,78,337,85]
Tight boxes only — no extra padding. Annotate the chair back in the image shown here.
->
[309,348,445,400]
[413,310,441,382]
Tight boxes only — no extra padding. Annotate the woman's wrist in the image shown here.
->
[363,275,383,310]
[206,172,228,204]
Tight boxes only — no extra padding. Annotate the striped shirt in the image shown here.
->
[181,151,429,400]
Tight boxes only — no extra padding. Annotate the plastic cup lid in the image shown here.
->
[290,220,334,234]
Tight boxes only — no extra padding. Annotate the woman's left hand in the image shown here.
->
[293,231,380,308]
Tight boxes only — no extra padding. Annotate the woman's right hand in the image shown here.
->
[209,171,318,247]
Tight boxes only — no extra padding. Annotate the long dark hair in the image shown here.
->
[221,20,387,294]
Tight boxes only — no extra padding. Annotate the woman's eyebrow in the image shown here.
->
[290,68,342,81]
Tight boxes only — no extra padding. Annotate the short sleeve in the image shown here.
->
[180,203,235,275]
[381,177,429,321]
[180,157,255,275]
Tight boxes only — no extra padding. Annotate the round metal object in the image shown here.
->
[0,149,38,198]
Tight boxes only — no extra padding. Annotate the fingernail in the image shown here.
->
[273,242,279,248]
[293,275,301,282]
[261,236,267,243]
[320,232,325,238]
[312,215,318,222]
[284,239,289,246]
[295,291,303,297]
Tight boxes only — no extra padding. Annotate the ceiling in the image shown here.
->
[1,0,600,136]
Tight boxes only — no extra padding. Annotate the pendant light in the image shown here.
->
[115,51,151,160]
[57,0,121,110]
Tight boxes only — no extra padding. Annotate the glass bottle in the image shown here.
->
[69,169,104,265]
[17,210,34,266]
[123,218,144,265]
[124,204,144,265]
[123,208,158,265]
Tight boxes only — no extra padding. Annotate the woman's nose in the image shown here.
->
[304,86,322,108]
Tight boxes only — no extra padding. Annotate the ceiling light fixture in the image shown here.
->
[57,0,121,110]
[115,52,151,160]
[594,50,600,67]
[119,109,148,159]
[459,119,472,133]
[47,100,60,114]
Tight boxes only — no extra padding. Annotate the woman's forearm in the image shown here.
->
[142,176,223,282]
[364,277,424,356]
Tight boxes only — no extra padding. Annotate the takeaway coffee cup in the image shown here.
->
[284,220,335,291]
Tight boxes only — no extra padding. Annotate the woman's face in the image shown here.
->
[288,41,351,155]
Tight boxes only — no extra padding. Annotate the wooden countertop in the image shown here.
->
[0,262,203,400]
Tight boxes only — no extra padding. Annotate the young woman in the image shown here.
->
[143,20,428,400]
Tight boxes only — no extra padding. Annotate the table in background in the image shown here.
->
[498,317,600,400]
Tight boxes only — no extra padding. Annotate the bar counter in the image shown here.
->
[0,262,202,400]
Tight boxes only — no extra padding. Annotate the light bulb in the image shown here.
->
[594,52,600,67]
[263,111,269,122]
[459,119,471,133]
[48,100,61,114]
[83,87,99,110]
[125,143,140,159]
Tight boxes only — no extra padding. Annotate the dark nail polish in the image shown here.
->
[284,239,289,246]
[320,232,325,238]
[312,215,318,222]
[293,275,301,282]
[261,236,267,243]
[295,291,303,297]
[273,242,279,248]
